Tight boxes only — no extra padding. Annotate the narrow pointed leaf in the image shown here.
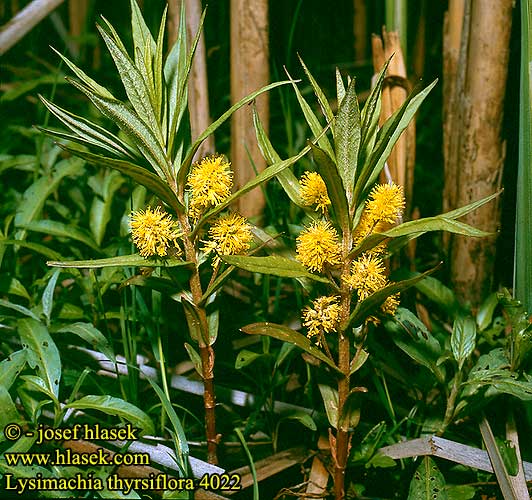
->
[68,78,170,179]
[309,143,350,231]
[318,384,339,429]
[39,95,139,160]
[241,322,342,374]
[20,220,100,252]
[42,269,60,324]
[130,0,156,66]
[47,254,190,268]
[0,350,27,390]
[57,145,184,213]
[221,255,329,283]
[336,68,346,107]
[299,55,335,126]
[65,395,154,434]
[335,76,360,203]
[57,322,115,363]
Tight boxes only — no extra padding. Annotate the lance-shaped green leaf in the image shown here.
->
[65,395,154,434]
[38,95,139,160]
[407,457,448,500]
[47,254,190,268]
[241,323,342,374]
[67,78,171,180]
[1,240,62,261]
[19,220,100,252]
[355,79,438,205]
[57,145,184,213]
[51,47,115,99]
[193,140,316,237]
[179,79,292,187]
[335,76,360,204]
[97,24,162,145]
[336,68,346,106]
[451,316,476,370]
[285,68,335,159]
[309,142,350,231]
[349,266,439,328]
[0,350,27,390]
[130,0,156,67]
[152,7,167,122]
[252,106,302,207]
[221,255,330,283]
[318,384,339,428]
[57,323,115,363]
[18,319,61,399]
[298,55,335,127]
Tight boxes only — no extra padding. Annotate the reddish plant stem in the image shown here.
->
[178,213,218,464]
[334,232,353,500]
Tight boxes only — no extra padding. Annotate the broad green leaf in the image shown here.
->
[309,143,350,231]
[252,106,302,206]
[20,220,100,252]
[42,269,60,324]
[335,76,360,203]
[413,275,459,315]
[467,371,532,400]
[445,485,476,500]
[0,274,31,301]
[407,457,448,500]
[221,255,329,283]
[385,308,445,383]
[58,145,184,213]
[0,240,63,262]
[318,384,338,429]
[182,298,204,344]
[350,348,369,375]
[38,95,138,159]
[68,78,171,179]
[14,157,82,242]
[179,80,292,186]
[57,322,115,363]
[285,68,335,158]
[0,386,22,429]
[20,374,58,403]
[65,395,154,434]
[451,317,476,370]
[496,437,519,476]
[18,318,61,398]
[47,253,189,268]
[279,411,317,431]
[355,79,438,205]
[338,387,365,431]
[235,349,263,369]
[477,293,499,331]
[0,350,27,390]
[241,323,341,374]
[207,309,219,346]
[349,266,438,327]
[145,378,189,475]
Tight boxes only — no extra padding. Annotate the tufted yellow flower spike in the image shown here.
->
[299,171,331,213]
[202,212,253,267]
[130,206,182,258]
[381,293,400,316]
[302,295,341,345]
[187,155,233,220]
[347,253,388,301]
[365,182,405,226]
[296,220,342,273]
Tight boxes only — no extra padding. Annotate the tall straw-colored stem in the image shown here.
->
[334,232,353,500]
[178,213,218,464]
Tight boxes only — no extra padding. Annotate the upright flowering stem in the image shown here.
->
[178,212,219,465]
[334,231,353,500]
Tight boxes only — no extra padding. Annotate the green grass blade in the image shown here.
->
[515,0,532,311]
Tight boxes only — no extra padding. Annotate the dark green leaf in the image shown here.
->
[0,350,27,390]
[235,349,263,369]
[318,384,339,428]
[221,255,329,282]
[451,316,476,370]
[48,254,189,268]
[57,322,115,363]
[407,457,448,500]
[241,323,341,374]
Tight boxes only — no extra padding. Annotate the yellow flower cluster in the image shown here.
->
[202,213,253,267]
[302,295,341,344]
[296,220,342,273]
[299,171,331,213]
[187,155,233,220]
[353,182,405,251]
[130,206,182,257]
[346,253,399,316]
